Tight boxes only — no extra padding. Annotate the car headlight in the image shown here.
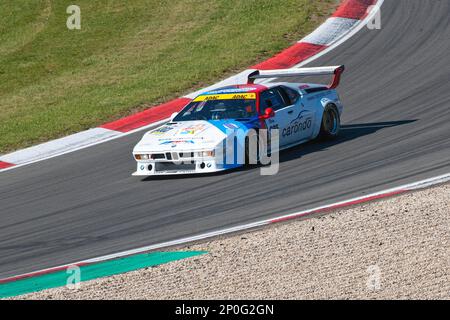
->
[197,150,215,157]
[134,154,150,160]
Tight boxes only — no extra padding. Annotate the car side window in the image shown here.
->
[260,88,287,113]
[279,86,300,105]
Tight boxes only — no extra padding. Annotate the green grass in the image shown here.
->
[0,0,337,153]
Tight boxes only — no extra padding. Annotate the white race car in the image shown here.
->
[133,66,345,176]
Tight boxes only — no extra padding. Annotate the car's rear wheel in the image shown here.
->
[319,104,340,139]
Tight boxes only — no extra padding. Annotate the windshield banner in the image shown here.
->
[194,93,257,102]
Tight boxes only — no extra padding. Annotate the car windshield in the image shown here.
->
[173,97,258,122]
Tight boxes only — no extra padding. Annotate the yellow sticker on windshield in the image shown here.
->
[194,93,256,102]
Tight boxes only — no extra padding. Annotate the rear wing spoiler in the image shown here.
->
[248,65,345,89]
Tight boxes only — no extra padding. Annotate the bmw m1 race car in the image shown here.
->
[133,65,345,176]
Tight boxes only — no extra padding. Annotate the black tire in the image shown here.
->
[319,104,340,139]
[245,136,258,165]
[245,137,250,165]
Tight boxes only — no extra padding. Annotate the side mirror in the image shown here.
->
[260,107,275,120]
[170,112,178,121]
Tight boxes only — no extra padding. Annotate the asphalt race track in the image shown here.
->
[0,0,449,278]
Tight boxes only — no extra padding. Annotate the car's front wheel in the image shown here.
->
[319,104,340,139]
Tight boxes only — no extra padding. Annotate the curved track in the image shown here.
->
[1,0,449,278]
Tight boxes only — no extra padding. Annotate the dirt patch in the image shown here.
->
[15,184,450,299]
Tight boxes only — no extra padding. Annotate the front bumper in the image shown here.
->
[132,159,230,176]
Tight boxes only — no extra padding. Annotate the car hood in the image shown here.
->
[133,120,253,153]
